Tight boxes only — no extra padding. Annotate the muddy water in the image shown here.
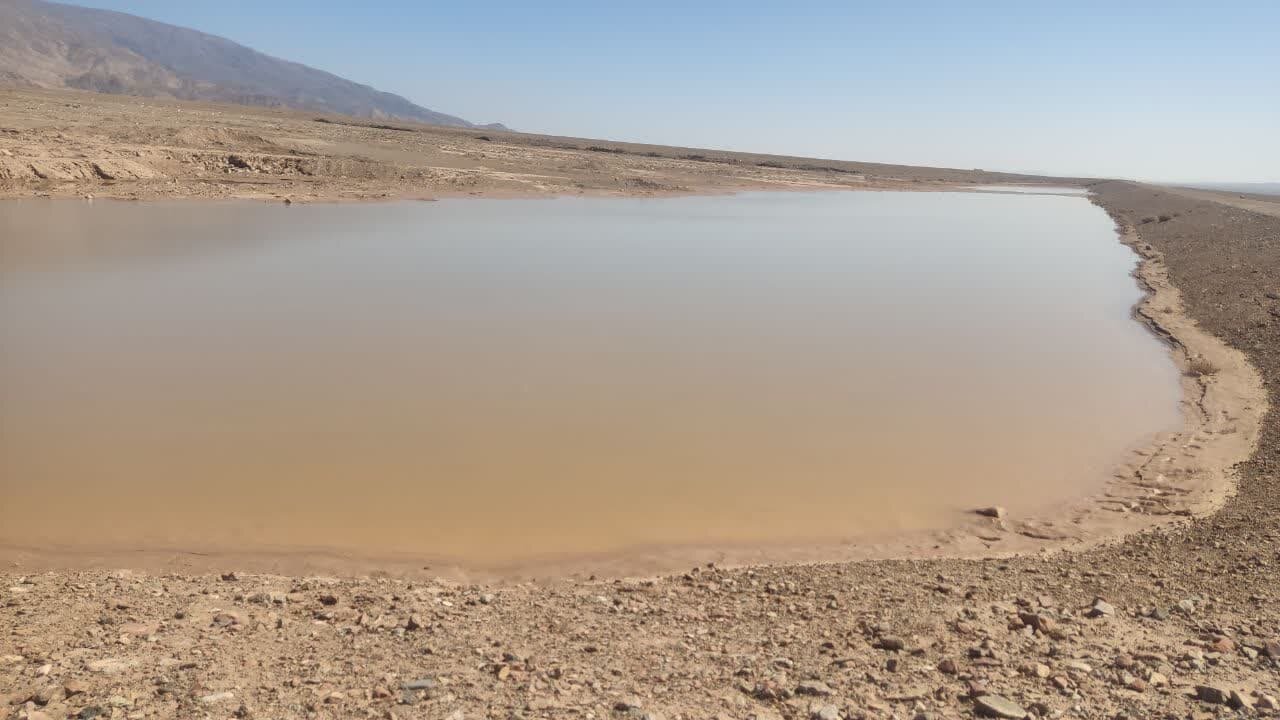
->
[0,192,1181,569]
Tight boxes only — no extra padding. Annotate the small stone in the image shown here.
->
[811,705,840,720]
[86,658,137,674]
[1227,690,1252,711]
[1263,639,1280,658]
[323,691,344,703]
[936,658,958,674]
[200,691,235,704]
[402,678,437,691]
[1031,663,1051,679]
[64,680,89,697]
[1147,672,1168,687]
[211,612,241,628]
[974,695,1027,719]
[220,572,241,582]
[1018,612,1056,634]
[479,593,496,604]
[975,507,1006,519]
[875,636,906,651]
[1176,599,1197,615]
[1061,660,1092,674]
[1209,636,1236,653]
[318,594,339,606]
[35,663,52,676]
[1087,598,1115,618]
[32,686,57,705]
[795,680,834,696]
[1195,685,1228,705]
[1256,694,1279,711]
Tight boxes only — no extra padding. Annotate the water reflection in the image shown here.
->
[0,192,1180,566]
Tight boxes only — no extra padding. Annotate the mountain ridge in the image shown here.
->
[0,0,503,129]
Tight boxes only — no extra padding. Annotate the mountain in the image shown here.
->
[0,0,502,129]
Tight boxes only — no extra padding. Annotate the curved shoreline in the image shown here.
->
[0,193,1265,583]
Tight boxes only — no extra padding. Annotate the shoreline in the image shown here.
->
[0,191,1265,584]
[4,91,1280,717]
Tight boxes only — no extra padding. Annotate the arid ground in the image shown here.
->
[0,88,1076,203]
[3,88,1280,720]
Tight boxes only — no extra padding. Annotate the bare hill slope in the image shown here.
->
[0,0,499,128]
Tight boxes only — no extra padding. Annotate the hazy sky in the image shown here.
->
[69,0,1279,182]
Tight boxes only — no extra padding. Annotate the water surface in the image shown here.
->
[0,192,1180,566]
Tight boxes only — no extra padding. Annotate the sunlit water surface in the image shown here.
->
[0,192,1180,566]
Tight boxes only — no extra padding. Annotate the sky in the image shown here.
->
[68,0,1280,183]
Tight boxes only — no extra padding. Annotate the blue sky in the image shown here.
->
[70,1,1279,182]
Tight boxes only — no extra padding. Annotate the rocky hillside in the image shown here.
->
[0,0,501,128]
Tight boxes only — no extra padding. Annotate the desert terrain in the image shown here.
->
[3,88,1280,719]
[0,88,1075,204]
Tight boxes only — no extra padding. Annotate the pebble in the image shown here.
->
[811,705,840,720]
[974,695,1027,719]
[976,507,1006,519]
[1194,685,1228,705]
[875,636,906,651]
[86,658,137,674]
[200,691,235,704]
[1087,598,1115,618]
[1061,660,1093,674]
[795,680,833,696]
[211,612,241,628]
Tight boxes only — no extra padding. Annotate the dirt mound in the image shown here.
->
[169,126,281,152]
